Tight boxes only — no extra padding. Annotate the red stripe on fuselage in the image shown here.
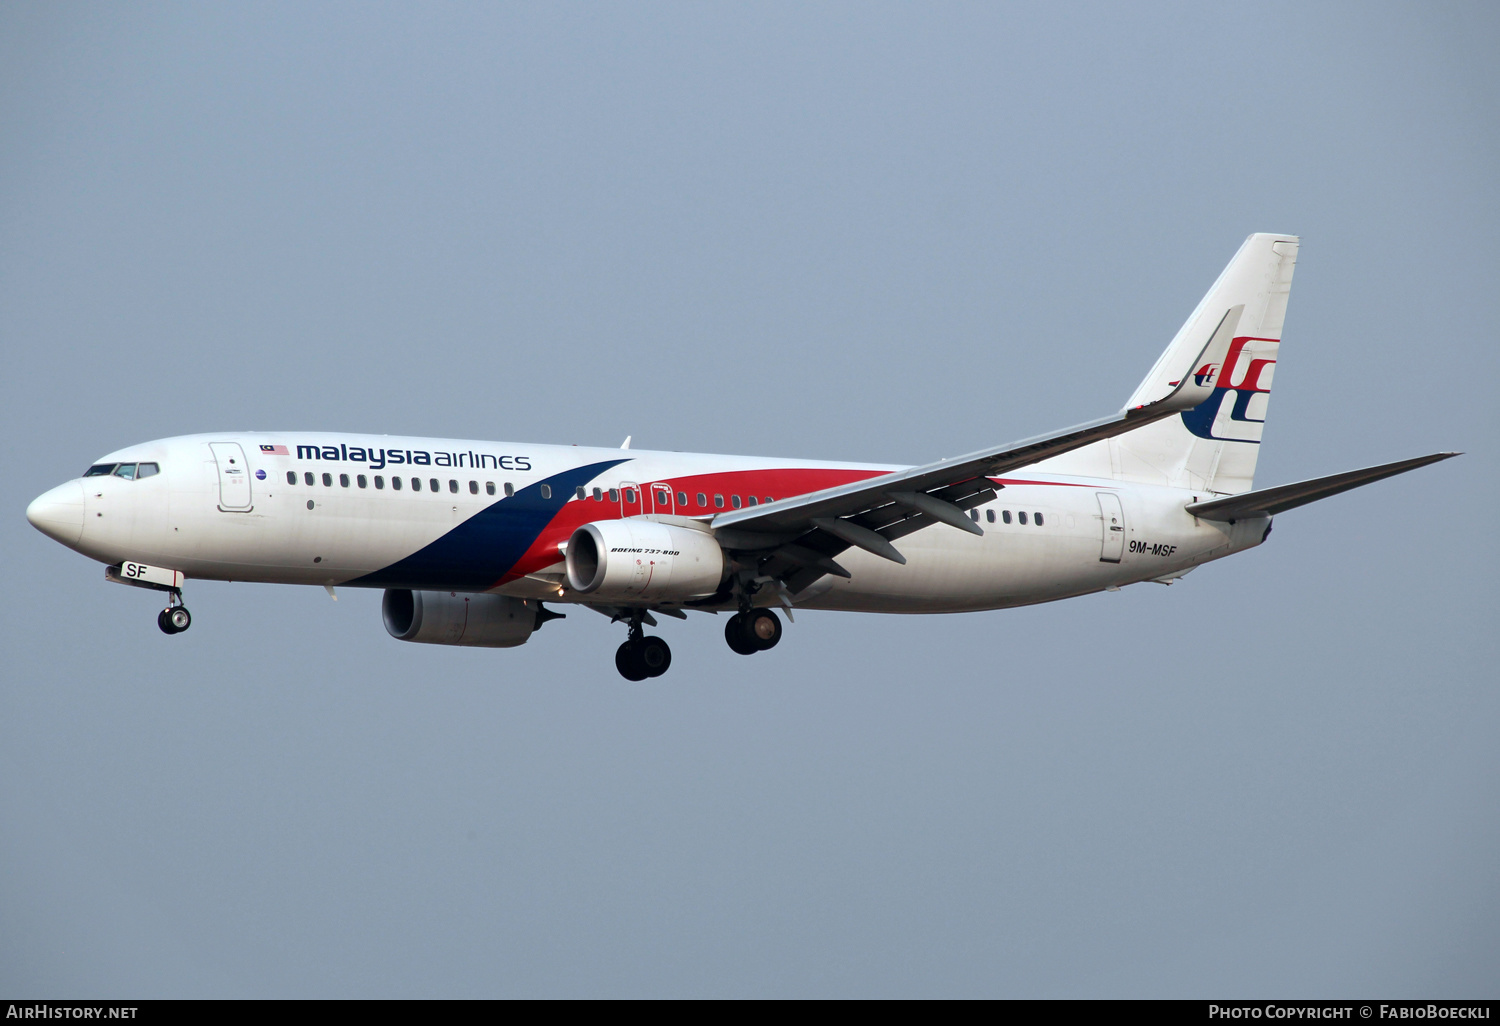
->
[496,466,886,585]
[991,477,1092,488]
[497,467,1105,588]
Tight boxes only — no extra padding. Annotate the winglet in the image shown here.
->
[1127,304,1243,415]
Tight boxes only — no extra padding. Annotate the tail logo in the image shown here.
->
[1180,337,1280,443]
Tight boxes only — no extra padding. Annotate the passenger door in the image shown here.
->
[1096,492,1125,563]
[210,442,253,512]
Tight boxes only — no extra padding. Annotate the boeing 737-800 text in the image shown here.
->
[26,234,1456,679]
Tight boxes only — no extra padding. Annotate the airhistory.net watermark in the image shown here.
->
[6,1007,137,1020]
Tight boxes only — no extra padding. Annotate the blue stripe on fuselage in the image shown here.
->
[350,458,630,591]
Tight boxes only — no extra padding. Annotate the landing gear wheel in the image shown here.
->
[158,606,191,635]
[726,609,782,653]
[725,613,758,655]
[637,636,672,677]
[615,641,649,681]
[746,609,782,650]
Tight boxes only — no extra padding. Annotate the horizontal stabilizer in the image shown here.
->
[1185,453,1460,521]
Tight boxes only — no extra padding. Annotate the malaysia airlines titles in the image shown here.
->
[288,442,533,473]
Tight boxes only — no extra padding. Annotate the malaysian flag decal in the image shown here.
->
[260,444,289,455]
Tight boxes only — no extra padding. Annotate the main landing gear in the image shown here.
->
[615,610,672,681]
[157,591,192,635]
[725,608,782,655]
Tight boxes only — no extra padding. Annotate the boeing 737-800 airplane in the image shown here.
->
[27,234,1456,679]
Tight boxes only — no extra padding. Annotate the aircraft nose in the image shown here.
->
[26,480,85,546]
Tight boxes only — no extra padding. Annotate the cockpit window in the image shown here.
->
[113,464,138,479]
[137,463,159,478]
[84,464,117,477]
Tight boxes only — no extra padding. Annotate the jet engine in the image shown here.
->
[382,589,540,648]
[565,519,725,603]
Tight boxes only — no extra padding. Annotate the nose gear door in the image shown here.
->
[210,442,253,511]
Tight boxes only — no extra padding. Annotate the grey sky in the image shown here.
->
[2,1,1496,997]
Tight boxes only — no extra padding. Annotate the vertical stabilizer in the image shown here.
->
[1044,233,1298,494]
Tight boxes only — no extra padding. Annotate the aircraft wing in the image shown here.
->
[705,406,1176,597]
[703,295,1245,598]
[1184,452,1460,522]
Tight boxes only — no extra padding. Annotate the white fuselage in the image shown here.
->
[28,431,1268,614]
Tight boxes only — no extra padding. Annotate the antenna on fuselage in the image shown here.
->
[620,436,631,449]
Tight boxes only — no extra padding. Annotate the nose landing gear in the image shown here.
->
[157,592,191,635]
[614,610,672,680]
[105,563,193,636]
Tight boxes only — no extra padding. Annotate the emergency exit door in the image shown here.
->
[619,482,643,517]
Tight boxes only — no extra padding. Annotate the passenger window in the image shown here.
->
[375,476,385,489]
[592,487,602,500]
[340,474,350,487]
[392,476,402,491]
[486,482,496,496]
[136,463,159,478]
[623,488,636,503]
[986,509,996,523]
[304,472,315,486]
[1018,511,1027,525]
[747,496,758,505]
[540,484,552,499]
[1002,510,1012,524]
[114,464,137,479]
[577,487,587,500]
[322,473,333,487]
[1035,512,1044,526]
[412,478,421,491]
[714,494,725,508]
[357,475,367,488]
[764,497,773,504]
[470,481,479,495]
[731,495,742,509]
[504,482,514,497]
[430,478,440,492]
[677,491,687,505]
[656,488,670,506]
[446,479,456,493]
[696,492,707,507]
[84,464,117,477]
[287,471,297,485]
[969,509,979,521]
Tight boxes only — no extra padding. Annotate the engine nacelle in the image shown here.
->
[382,589,538,648]
[565,519,725,603]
